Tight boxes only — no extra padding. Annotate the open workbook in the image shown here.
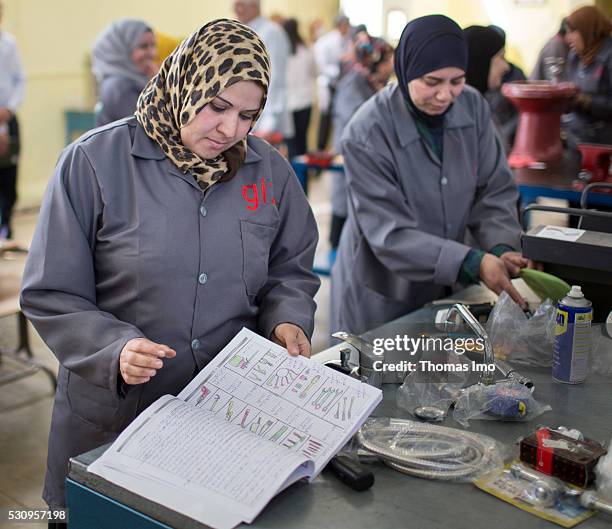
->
[88,328,382,529]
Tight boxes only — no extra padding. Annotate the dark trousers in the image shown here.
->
[0,164,17,239]
[317,86,335,151]
[0,115,19,239]
[329,214,346,250]
[317,110,333,151]
[287,106,311,160]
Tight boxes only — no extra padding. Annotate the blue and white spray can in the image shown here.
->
[553,286,593,384]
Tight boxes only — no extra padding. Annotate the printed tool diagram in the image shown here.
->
[309,385,344,415]
[334,396,355,421]
[289,369,322,400]
[195,385,211,406]
[266,367,298,390]
[245,349,281,383]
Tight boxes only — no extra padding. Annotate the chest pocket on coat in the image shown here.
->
[240,220,277,296]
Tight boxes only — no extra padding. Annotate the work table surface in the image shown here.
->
[69,306,612,528]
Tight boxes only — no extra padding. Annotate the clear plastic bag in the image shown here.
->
[590,327,612,376]
[355,417,511,482]
[396,348,470,420]
[596,439,612,502]
[453,380,551,428]
[486,292,556,367]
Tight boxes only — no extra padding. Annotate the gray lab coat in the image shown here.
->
[486,64,526,153]
[529,34,569,81]
[20,117,320,507]
[564,37,612,145]
[330,84,521,336]
[331,70,376,218]
[95,75,144,127]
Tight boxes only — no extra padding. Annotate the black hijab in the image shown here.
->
[394,15,468,127]
[463,25,505,94]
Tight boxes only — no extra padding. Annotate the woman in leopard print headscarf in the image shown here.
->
[136,18,270,190]
[22,17,320,515]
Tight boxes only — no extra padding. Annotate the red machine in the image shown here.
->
[575,143,612,187]
[502,81,579,168]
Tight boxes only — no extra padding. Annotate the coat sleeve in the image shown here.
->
[19,143,144,399]
[257,161,320,341]
[99,78,140,123]
[252,26,290,134]
[586,53,612,119]
[466,100,522,251]
[6,37,26,113]
[342,138,471,286]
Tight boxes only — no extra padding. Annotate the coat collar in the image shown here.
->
[130,118,167,160]
[130,119,262,173]
[389,83,476,147]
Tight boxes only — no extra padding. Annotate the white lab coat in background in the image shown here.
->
[249,17,293,137]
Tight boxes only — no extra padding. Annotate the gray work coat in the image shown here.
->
[20,117,320,508]
[95,76,144,127]
[564,37,612,145]
[331,70,376,218]
[330,84,521,336]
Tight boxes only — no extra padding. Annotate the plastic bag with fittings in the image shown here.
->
[596,438,612,503]
[396,347,471,419]
[486,292,556,367]
[453,380,551,428]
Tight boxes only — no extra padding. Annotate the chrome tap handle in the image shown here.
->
[445,304,495,385]
[495,359,534,390]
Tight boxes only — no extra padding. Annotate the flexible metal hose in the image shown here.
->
[357,418,504,481]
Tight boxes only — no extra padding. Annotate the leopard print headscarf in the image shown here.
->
[135,19,270,190]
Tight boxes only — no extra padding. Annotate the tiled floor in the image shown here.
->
[0,170,335,526]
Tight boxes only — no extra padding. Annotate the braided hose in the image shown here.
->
[357,418,505,481]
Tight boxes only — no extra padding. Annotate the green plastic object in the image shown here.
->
[519,269,571,303]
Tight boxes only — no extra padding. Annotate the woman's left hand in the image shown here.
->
[272,323,311,358]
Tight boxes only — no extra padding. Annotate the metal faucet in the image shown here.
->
[445,303,496,385]
[444,303,534,388]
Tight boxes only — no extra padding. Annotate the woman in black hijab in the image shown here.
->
[463,25,526,151]
[330,15,533,337]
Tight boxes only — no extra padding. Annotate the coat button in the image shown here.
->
[200,205,207,217]
[191,339,201,350]
[198,273,208,284]
[441,177,448,186]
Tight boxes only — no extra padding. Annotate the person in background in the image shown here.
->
[530,18,569,81]
[331,15,535,337]
[313,14,351,150]
[21,19,319,519]
[464,25,526,152]
[563,5,612,145]
[0,0,26,240]
[155,30,182,62]
[329,35,394,258]
[283,18,315,161]
[309,18,325,43]
[92,18,158,127]
[233,0,292,143]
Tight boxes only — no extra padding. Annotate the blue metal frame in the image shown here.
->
[66,478,171,529]
[518,183,612,209]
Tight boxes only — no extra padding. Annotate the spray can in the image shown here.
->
[552,286,593,384]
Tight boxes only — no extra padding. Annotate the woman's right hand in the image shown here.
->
[119,338,176,385]
[479,253,527,309]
